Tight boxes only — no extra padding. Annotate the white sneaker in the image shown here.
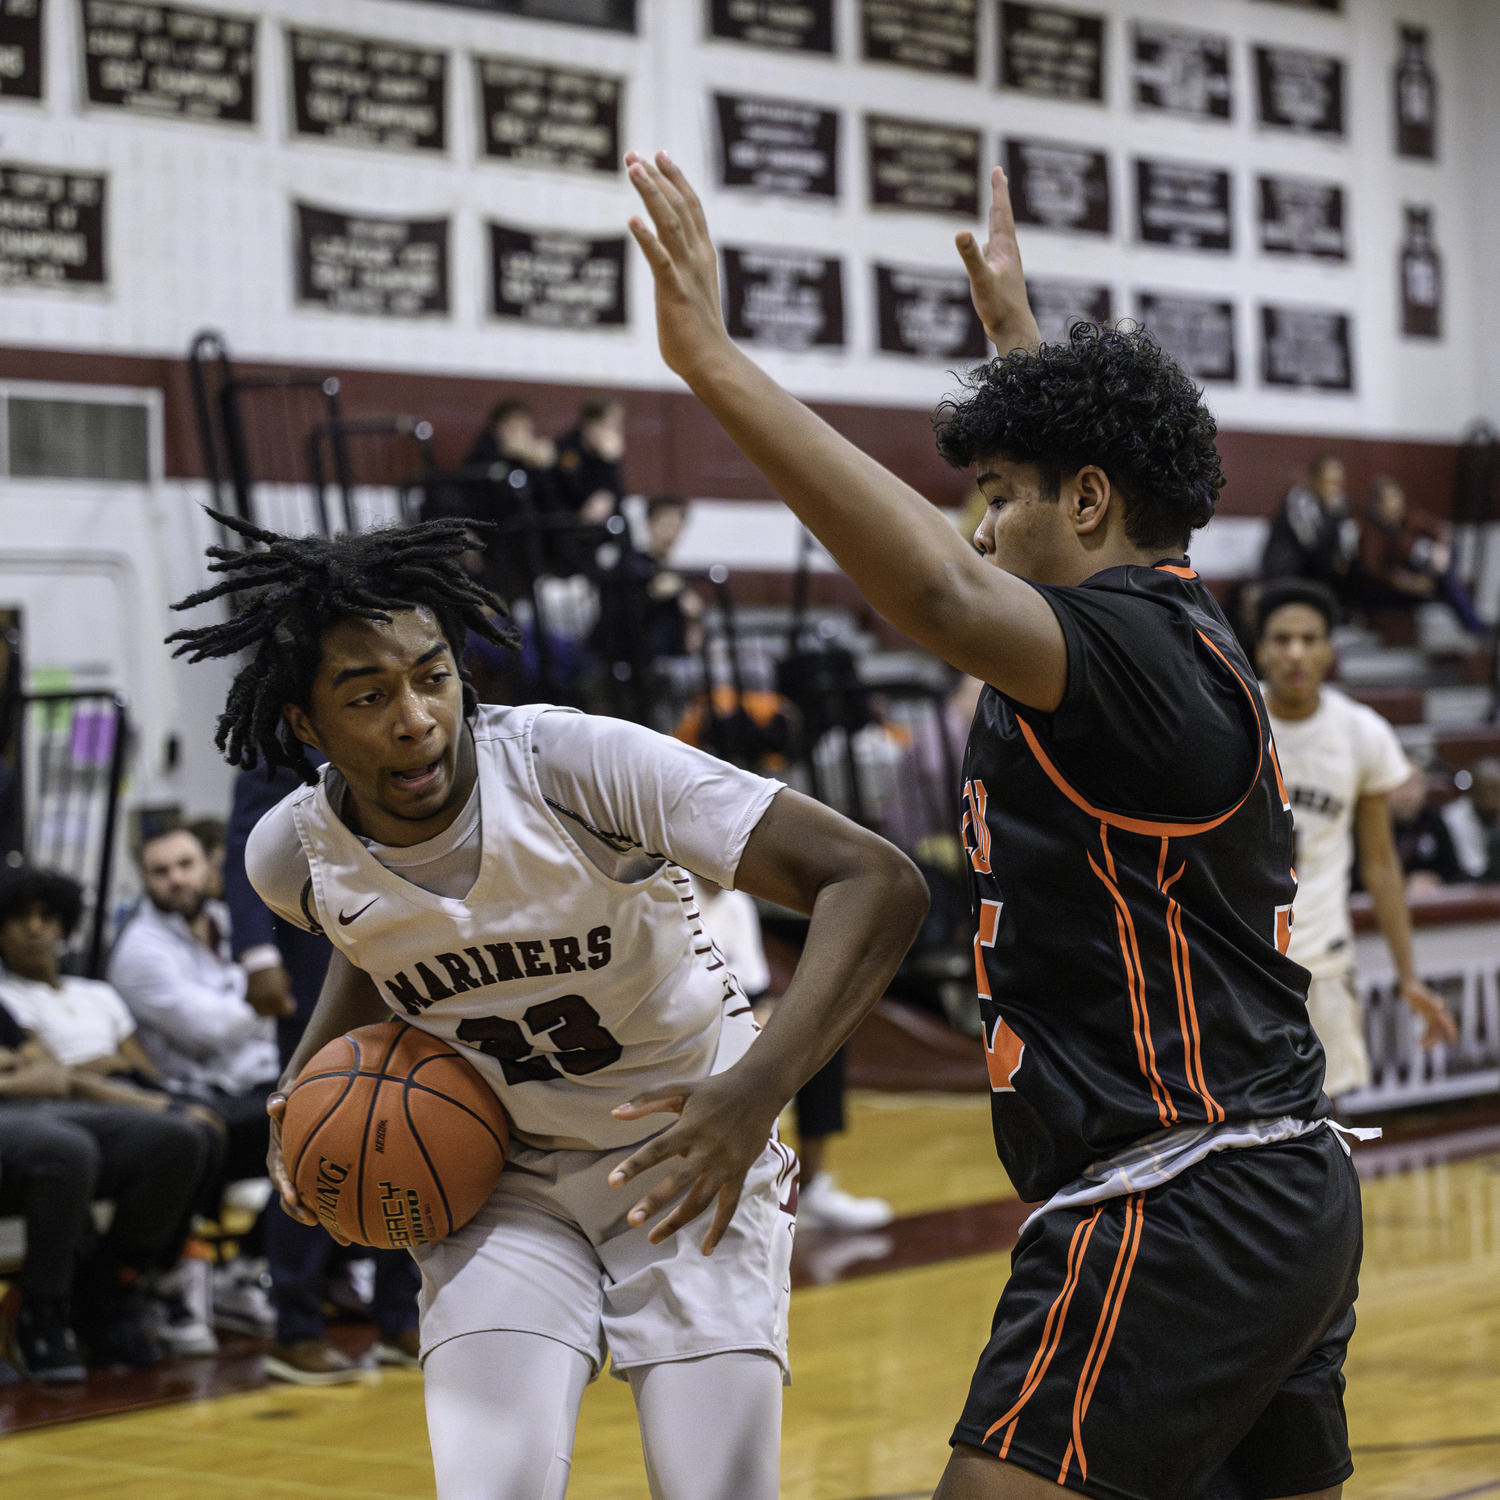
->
[144,1263,219,1357]
[796,1172,895,1232]
[212,1257,276,1336]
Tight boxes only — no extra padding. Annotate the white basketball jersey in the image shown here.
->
[287,704,757,1151]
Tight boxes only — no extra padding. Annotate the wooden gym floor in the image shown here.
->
[2,1093,1498,1500]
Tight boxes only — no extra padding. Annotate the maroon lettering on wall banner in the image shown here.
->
[79,0,256,123]
[1253,45,1345,139]
[1134,158,1231,252]
[1400,205,1441,340]
[0,162,106,286]
[489,223,627,328]
[999,3,1104,103]
[1258,175,1347,261]
[709,0,834,53]
[1132,23,1230,120]
[1394,24,1437,160]
[874,264,985,359]
[722,246,844,349]
[1026,277,1111,346]
[296,204,449,318]
[288,28,446,152]
[477,57,621,175]
[716,94,838,199]
[1260,304,1354,391]
[1003,137,1111,235]
[866,115,980,218]
[1135,292,1236,383]
[0,0,43,101]
[861,0,977,77]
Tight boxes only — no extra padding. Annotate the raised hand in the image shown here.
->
[625,150,735,383]
[954,166,1042,357]
[1401,977,1460,1049]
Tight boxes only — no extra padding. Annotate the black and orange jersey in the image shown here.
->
[962,561,1326,1203]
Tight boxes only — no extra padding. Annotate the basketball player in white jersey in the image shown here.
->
[1256,579,1458,1095]
[168,515,927,1500]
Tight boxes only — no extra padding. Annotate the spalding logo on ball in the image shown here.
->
[281,1021,510,1250]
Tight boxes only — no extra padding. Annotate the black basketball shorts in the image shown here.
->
[951,1127,1362,1500]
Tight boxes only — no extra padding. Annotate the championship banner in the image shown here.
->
[866,115,980,218]
[722,246,844,349]
[1252,0,1340,10]
[1003,137,1110,235]
[1260,304,1354,391]
[1394,25,1437,160]
[1134,159,1231,252]
[478,57,621,174]
[0,0,43,101]
[79,0,255,124]
[1258,176,1347,261]
[1254,46,1346,139]
[716,94,838,199]
[1026,277,1111,346]
[709,0,833,53]
[489,223,627,328]
[1400,206,1441,340]
[0,163,106,286]
[398,0,634,31]
[296,204,449,318]
[1132,23,1230,120]
[998,3,1104,102]
[288,29,446,153]
[1136,292,1236,383]
[874,264,985,359]
[861,0,977,77]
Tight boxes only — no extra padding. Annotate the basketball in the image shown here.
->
[280,1020,509,1251]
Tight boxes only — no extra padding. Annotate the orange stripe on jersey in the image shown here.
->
[1088,846,1174,1128]
[1013,630,1265,841]
[1071,1196,1146,1478]
[998,1420,1017,1460]
[1268,735,1291,812]
[1160,861,1224,1123]
[964,779,993,873]
[983,1208,1102,1443]
[1058,1441,1076,1483]
[1155,563,1198,578]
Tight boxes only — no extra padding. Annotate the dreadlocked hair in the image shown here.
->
[166,510,519,784]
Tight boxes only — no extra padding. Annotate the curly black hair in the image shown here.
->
[933,322,1224,552]
[166,512,519,784]
[0,867,85,938]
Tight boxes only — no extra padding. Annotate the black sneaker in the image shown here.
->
[74,1264,161,1372]
[16,1299,86,1384]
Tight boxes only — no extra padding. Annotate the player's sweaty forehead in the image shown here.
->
[313,607,453,695]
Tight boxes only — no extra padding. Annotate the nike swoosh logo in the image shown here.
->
[337,898,380,926]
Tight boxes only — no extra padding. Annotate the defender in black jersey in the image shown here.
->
[627,152,1359,1499]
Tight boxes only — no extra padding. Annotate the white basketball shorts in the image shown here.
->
[413,1129,799,1383]
[1305,970,1371,1099]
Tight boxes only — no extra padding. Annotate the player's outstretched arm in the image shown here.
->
[265,949,389,1226]
[609,790,927,1252]
[626,151,1066,712]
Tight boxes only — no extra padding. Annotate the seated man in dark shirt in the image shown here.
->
[1262,452,1360,598]
[553,394,626,525]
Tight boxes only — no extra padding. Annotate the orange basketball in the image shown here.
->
[281,1020,509,1251]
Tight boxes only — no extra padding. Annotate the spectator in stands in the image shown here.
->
[0,868,210,1376]
[1441,758,1500,881]
[639,496,705,659]
[553,394,626,525]
[189,817,227,900]
[690,873,892,1232]
[1355,476,1486,634]
[1256,579,1459,1101]
[225,755,421,1385]
[1387,771,1465,890]
[107,826,291,1338]
[1261,453,1360,598]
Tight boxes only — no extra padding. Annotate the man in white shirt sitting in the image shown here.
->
[108,825,293,1334]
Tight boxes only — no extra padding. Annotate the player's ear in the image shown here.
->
[1070,466,1112,536]
[283,703,324,752]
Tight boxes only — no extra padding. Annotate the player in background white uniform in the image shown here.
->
[1255,580,1458,1097]
[167,514,927,1500]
